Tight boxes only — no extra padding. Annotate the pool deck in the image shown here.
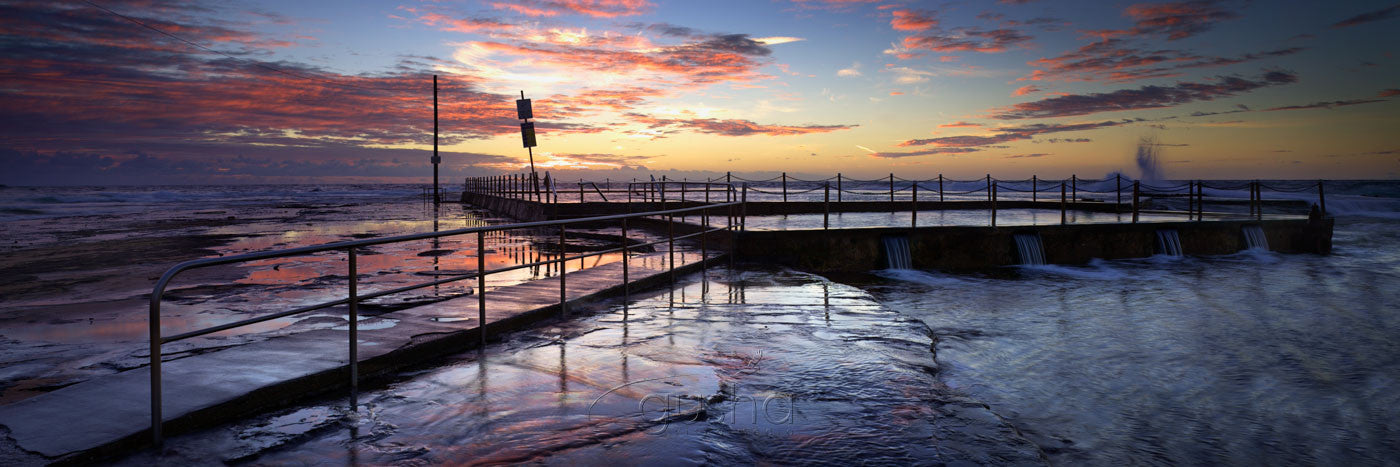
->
[0,250,721,463]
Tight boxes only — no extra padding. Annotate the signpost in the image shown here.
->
[518,91,539,201]
[432,75,441,204]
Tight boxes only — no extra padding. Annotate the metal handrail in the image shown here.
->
[148,198,743,444]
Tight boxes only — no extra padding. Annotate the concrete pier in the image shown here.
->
[0,250,721,463]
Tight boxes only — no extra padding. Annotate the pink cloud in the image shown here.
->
[490,0,652,18]
[1013,85,1041,96]
[890,9,938,31]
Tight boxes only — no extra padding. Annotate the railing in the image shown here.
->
[468,173,1328,227]
[147,198,744,445]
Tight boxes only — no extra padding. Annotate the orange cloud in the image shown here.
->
[490,0,652,18]
[938,121,982,128]
[1012,85,1041,96]
[890,10,938,31]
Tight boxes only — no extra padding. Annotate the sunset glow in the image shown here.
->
[2,0,1398,184]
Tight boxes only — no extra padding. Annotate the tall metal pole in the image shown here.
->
[432,76,440,205]
[477,231,486,347]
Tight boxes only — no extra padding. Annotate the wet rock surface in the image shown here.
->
[115,267,1045,465]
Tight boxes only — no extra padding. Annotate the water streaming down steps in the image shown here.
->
[1243,225,1269,250]
[881,235,912,269]
[1013,232,1046,265]
[1155,229,1183,257]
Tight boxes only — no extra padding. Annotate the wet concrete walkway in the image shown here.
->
[0,250,719,462]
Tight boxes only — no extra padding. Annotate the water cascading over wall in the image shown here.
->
[1013,232,1046,265]
[1243,225,1269,250]
[881,235,912,269]
[1155,229,1183,256]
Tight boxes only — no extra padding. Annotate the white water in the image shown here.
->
[1242,225,1268,250]
[881,235,912,269]
[1013,232,1046,265]
[1155,229,1183,256]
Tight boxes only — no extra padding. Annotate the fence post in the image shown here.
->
[1033,175,1038,202]
[911,181,917,229]
[579,178,585,203]
[986,174,991,202]
[741,184,748,232]
[889,173,894,202]
[1318,180,1326,216]
[836,173,842,203]
[1116,174,1122,208]
[668,213,676,283]
[727,171,732,185]
[705,180,710,203]
[621,218,629,301]
[939,174,944,202]
[1061,182,1067,225]
[681,178,687,203]
[1260,180,1271,222]
[824,182,830,230]
[559,225,567,316]
[781,172,788,202]
[1188,180,1195,219]
[1132,181,1140,223]
[701,208,708,267]
[1197,181,1204,221]
[477,231,486,347]
[991,182,997,228]
[348,248,358,409]
[1071,175,1077,202]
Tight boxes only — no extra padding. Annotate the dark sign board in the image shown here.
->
[520,122,537,148]
[516,98,533,120]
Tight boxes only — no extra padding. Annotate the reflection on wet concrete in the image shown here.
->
[118,267,1045,465]
[0,197,678,404]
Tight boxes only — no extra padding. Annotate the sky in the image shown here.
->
[1,0,1398,185]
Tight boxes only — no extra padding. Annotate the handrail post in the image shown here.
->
[991,182,997,228]
[705,181,710,203]
[1033,175,1038,203]
[888,173,894,203]
[1197,181,1204,221]
[910,181,917,229]
[836,173,842,203]
[681,179,687,203]
[781,172,788,202]
[701,208,708,266]
[667,213,676,283]
[1260,180,1271,222]
[1318,180,1326,216]
[621,218,630,301]
[348,248,358,409]
[986,174,991,202]
[938,174,944,202]
[579,178,585,203]
[1188,180,1195,220]
[1132,181,1140,223]
[559,225,567,316]
[1116,174,1122,209]
[1071,174,1077,202]
[741,184,748,232]
[727,171,732,185]
[727,200,736,269]
[477,231,486,347]
[150,289,162,445]
[1061,182,1067,225]
[1249,181,1256,217]
[824,181,830,230]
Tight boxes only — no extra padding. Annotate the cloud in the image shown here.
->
[938,121,982,128]
[626,114,856,136]
[888,66,934,83]
[1118,0,1239,40]
[489,0,652,18]
[1332,4,1400,28]
[868,147,981,158]
[837,62,862,77]
[1044,137,1092,143]
[900,119,1134,149]
[1005,153,1050,158]
[1024,37,1304,83]
[1013,85,1041,96]
[990,71,1298,119]
[1265,98,1388,111]
[890,9,938,31]
[903,28,1032,53]
[1381,89,1400,97]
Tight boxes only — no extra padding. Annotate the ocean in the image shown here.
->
[2,181,1398,464]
